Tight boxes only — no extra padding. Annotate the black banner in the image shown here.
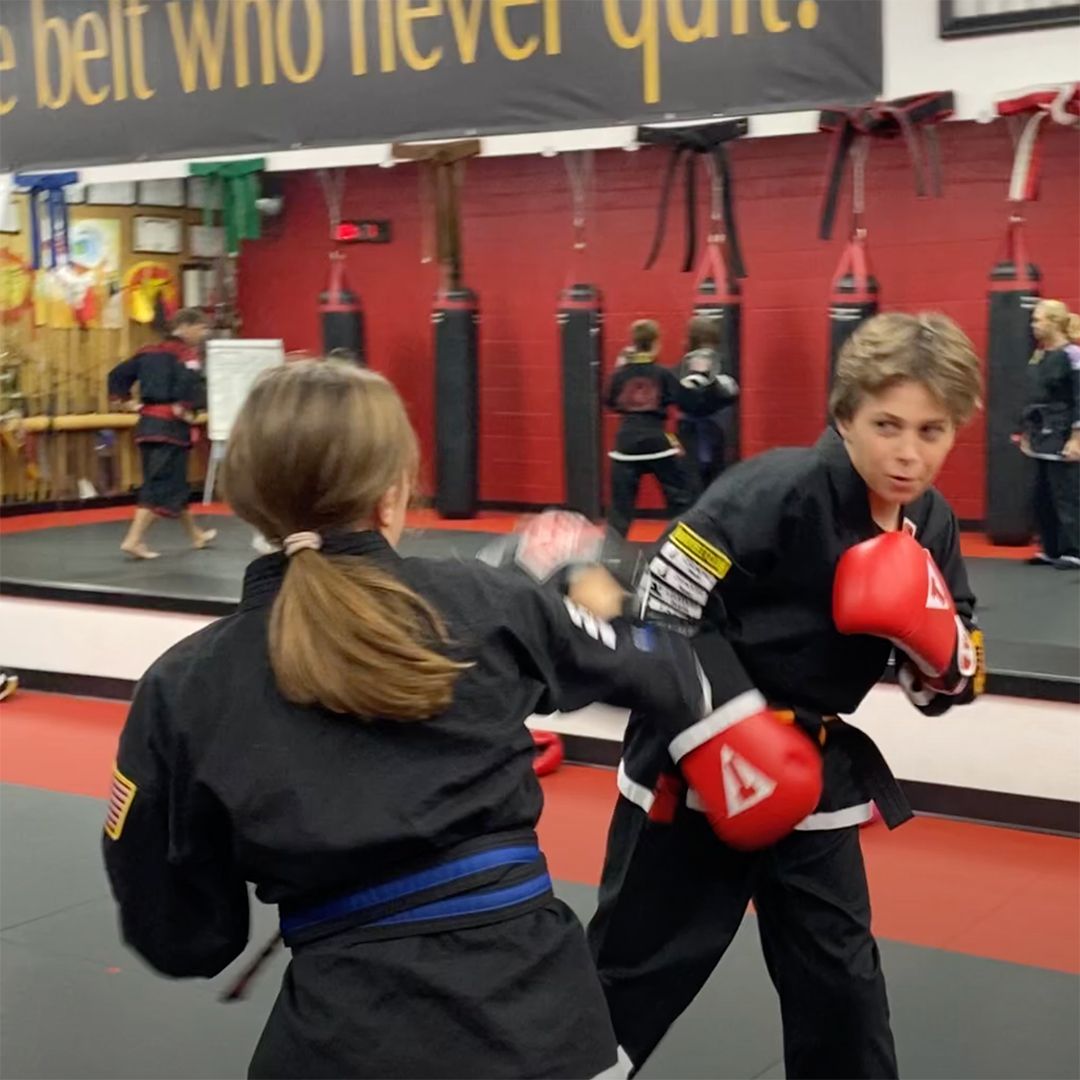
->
[0,0,882,172]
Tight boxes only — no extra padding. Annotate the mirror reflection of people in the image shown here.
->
[108,309,217,559]
[1021,300,1080,569]
[675,316,740,496]
[605,319,716,537]
[102,361,725,1080]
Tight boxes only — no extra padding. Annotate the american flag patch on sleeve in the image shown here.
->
[104,766,137,841]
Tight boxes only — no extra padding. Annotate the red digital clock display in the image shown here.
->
[334,220,391,244]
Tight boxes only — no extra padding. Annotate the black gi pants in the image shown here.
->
[608,457,694,538]
[588,799,898,1080]
[1033,458,1079,559]
[138,441,190,517]
[677,416,726,498]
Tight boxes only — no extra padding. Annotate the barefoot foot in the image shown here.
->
[193,529,217,550]
[121,543,161,560]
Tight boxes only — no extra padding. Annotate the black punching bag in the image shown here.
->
[319,255,365,363]
[986,234,1039,545]
[559,284,604,519]
[828,238,878,400]
[433,287,479,518]
[693,276,742,466]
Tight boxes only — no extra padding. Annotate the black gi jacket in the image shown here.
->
[103,533,734,1080]
[108,337,205,447]
[623,427,979,828]
[605,354,719,460]
[1023,346,1080,456]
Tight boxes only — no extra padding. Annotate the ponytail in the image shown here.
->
[223,361,471,721]
[1066,312,1080,344]
[270,551,468,719]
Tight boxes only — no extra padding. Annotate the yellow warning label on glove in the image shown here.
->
[670,522,731,581]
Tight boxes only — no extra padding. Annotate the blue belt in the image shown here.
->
[280,841,552,943]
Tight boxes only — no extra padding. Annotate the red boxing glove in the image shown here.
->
[672,691,823,850]
[833,531,976,689]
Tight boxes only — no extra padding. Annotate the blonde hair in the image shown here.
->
[830,312,983,427]
[631,319,660,354]
[1035,299,1079,343]
[223,362,467,720]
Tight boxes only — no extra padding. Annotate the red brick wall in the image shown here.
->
[238,120,1079,519]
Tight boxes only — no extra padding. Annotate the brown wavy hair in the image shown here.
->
[830,312,983,427]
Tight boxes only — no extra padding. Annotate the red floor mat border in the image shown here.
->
[2,691,1075,974]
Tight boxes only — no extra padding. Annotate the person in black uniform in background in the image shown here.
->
[107,308,216,559]
[1021,299,1080,568]
[586,313,986,1079]
[676,315,740,496]
[605,319,724,537]
[102,362,747,1080]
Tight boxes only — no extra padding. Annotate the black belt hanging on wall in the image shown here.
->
[985,84,1079,545]
[638,119,748,277]
[557,150,605,520]
[393,140,481,519]
[638,120,748,467]
[317,169,366,364]
[819,92,954,408]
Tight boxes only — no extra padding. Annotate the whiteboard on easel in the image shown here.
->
[206,339,285,443]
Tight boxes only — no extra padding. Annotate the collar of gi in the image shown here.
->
[816,424,899,536]
[239,529,399,610]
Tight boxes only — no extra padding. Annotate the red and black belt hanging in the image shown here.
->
[818,91,954,241]
[818,92,955,403]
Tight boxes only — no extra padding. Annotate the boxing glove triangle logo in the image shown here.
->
[924,553,951,611]
[720,745,777,817]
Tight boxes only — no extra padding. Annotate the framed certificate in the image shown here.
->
[137,178,186,208]
[187,177,222,210]
[0,193,20,234]
[132,216,184,254]
[87,181,137,206]
[940,0,1079,37]
[189,224,225,258]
